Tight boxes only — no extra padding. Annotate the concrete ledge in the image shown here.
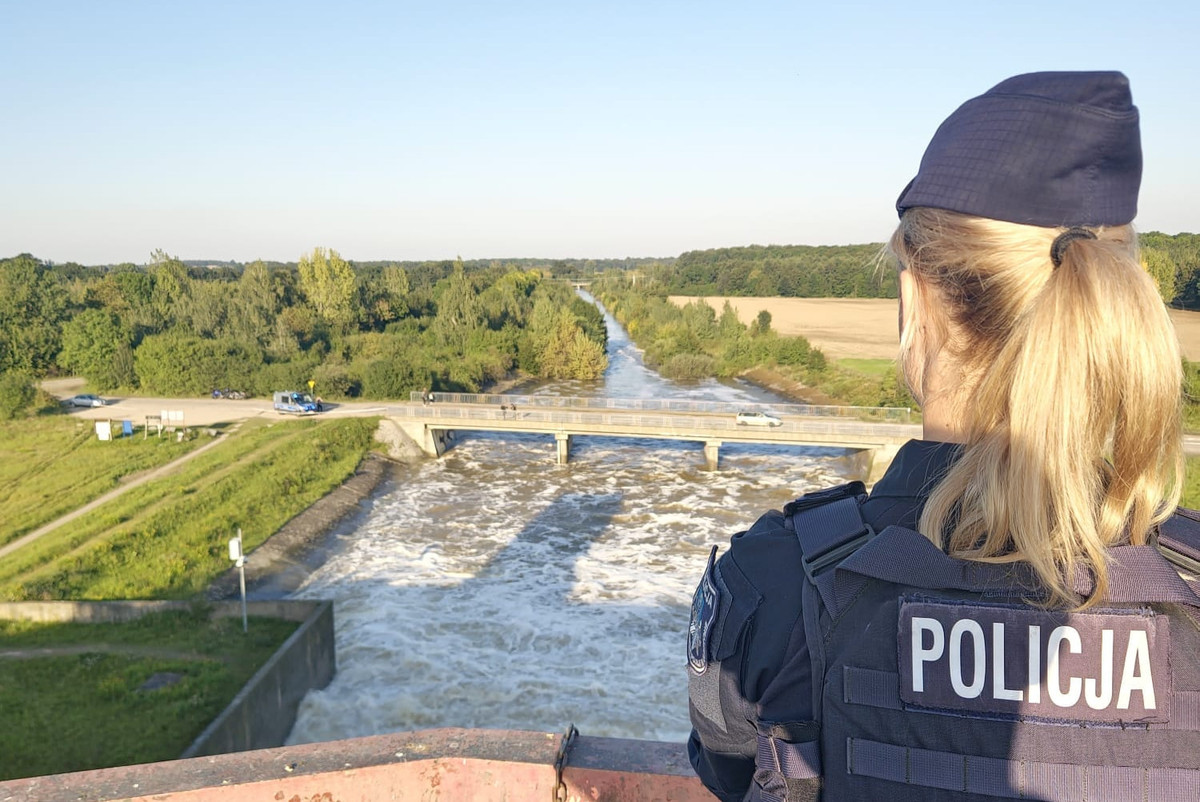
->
[0,600,335,761]
[0,728,711,802]
[181,600,335,758]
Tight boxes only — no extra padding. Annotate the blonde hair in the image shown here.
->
[889,208,1183,608]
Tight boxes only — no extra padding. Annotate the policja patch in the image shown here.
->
[688,546,720,674]
[899,598,1171,724]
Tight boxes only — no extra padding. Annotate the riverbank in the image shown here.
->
[204,374,534,600]
[739,366,839,406]
[206,451,391,600]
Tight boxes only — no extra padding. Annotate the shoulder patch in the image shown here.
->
[688,546,720,673]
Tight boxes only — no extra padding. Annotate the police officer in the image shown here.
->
[687,72,1200,802]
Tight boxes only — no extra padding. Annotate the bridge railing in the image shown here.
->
[408,392,911,422]
[389,404,911,439]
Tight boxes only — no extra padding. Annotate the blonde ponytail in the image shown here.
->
[890,208,1183,608]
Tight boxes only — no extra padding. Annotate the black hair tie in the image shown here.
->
[1050,227,1097,268]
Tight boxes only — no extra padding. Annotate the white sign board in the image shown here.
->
[95,421,112,441]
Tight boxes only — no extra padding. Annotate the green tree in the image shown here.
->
[431,261,483,352]
[134,333,263,396]
[750,309,772,337]
[0,254,68,374]
[227,261,280,346]
[59,309,134,390]
[298,247,358,334]
[1141,247,1177,304]
[0,370,36,420]
[148,250,192,332]
[537,311,607,379]
[718,301,744,339]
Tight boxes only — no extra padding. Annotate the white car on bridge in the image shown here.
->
[735,411,783,427]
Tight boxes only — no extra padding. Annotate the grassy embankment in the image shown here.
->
[0,609,300,780]
[0,415,379,600]
[0,415,379,779]
[0,419,203,547]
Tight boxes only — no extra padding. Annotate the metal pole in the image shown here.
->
[238,528,247,633]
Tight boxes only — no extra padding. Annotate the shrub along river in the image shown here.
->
[284,293,859,745]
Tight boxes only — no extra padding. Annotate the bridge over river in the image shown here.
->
[389,392,920,483]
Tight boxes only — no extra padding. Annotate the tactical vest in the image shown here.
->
[753,483,1200,802]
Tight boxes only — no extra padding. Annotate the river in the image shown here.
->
[285,293,857,745]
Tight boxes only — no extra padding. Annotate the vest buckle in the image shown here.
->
[800,524,874,583]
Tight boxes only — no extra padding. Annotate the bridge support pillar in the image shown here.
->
[866,443,901,487]
[555,433,572,465]
[388,419,452,459]
[703,440,721,471]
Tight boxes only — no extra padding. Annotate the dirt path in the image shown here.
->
[0,643,222,662]
[0,428,236,561]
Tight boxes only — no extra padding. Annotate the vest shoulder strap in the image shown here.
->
[839,526,1200,609]
[1158,508,1200,578]
[784,481,871,615]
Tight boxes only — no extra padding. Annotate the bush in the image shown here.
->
[0,371,35,420]
[362,357,425,399]
[659,352,717,380]
[772,336,811,366]
[134,334,264,396]
[250,356,323,398]
[311,362,361,398]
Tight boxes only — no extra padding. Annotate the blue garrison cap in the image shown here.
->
[896,71,1142,227]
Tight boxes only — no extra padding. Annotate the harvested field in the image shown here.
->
[671,296,1200,362]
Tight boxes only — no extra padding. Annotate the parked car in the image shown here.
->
[67,393,106,408]
[735,410,783,427]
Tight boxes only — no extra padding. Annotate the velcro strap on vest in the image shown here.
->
[839,527,1200,609]
[847,737,1200,799]
[788,495,873,615]
[1159,510,1200,573]
[841,665,1200,730]
[796,497,875,582]
[756,733,821,780]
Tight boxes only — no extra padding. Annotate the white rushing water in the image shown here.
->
[286,294,858,745]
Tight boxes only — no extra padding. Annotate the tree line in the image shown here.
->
[0,250,609,418]
[657,233,1200,306]
[654,243,895,298]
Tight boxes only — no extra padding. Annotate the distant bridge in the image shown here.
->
[388,393,919,484]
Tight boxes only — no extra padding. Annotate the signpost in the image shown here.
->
[228,529,247,633]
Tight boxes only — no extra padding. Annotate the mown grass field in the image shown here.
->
[0,416,379,601]
[835,358,896,378]
[0,609,299,780]
[673,296,1200,362]
[0,418,202,547]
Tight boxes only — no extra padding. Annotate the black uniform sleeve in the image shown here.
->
[687,509,810,801]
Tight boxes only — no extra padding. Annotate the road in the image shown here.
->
[50,390,389,428]
[42,380,1200,455]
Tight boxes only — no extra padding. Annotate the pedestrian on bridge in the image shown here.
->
[687,71,1200,802]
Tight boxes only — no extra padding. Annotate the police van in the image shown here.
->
[272,391,319,415]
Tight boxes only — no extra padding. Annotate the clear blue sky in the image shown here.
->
[2,1,1197,265]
